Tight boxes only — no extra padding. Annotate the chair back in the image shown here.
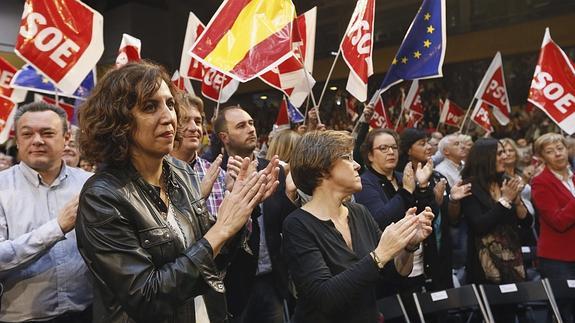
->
[479,279,561,323]
[412,284,489,323]
[377,294,410,323]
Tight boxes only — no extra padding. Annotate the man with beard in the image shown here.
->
[214,106,295,323]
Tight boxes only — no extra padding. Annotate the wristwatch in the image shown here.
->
[498,197,512,209]
[370,251,385,269]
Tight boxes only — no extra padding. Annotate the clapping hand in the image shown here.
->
[501,177,523,202]
[415,158,433,188]
[450,181,472,201]
[406,206,434,247]
[402,162,416,193]
[200,154,223,199]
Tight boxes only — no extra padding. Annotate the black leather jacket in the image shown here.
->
[76,157,228,323]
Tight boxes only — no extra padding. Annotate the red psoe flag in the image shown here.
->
[171,70,195,95]
[180,12,206,81]
[403,80,424,116]
[439,99,465,127]
[201,69,239,103]
[471,99,494,133]
[115,34,141,68]
[370,95,392,128]
[0,58,27,103]
[0,96,16,144]
[473,52,511,125]
[528,28,575,135]
[405,111,424,128]
[15,0,104,94]
[341,0,375,102]
[180,12,239,103]
[274,97,291,130]
[35,94,75,123]
[189,0,295,82]
[260,7,317,107]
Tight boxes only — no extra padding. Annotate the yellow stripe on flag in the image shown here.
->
[204,0,295,72]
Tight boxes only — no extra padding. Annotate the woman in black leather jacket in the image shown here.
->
[76,61,279,323]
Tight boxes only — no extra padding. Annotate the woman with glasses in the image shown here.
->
[354,129,425,230]
[531,133,575,323]
[460,138,531,321]
[283,130,434,322]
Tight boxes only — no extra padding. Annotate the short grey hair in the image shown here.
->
[438,134,458,154]
[14,101,68,136]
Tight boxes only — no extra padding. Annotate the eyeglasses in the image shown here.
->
[339,153,354,162]
[373,144,398,152]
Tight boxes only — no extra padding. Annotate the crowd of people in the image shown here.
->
[1,60,574,323]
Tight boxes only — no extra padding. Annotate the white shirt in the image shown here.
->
[550,168,575,197]
[435,158,463,187]
[0,162,93,321]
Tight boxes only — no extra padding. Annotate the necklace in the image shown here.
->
[165,192,189,247]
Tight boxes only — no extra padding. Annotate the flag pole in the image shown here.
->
[303,97,310,125]
[460,98,476,134]
[316,48,341,111]
[295,54,322,125]
[436,98,444,131]
[214,83,224,119]
[394,88,406,131]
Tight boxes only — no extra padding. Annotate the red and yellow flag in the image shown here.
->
[189,0,296,82]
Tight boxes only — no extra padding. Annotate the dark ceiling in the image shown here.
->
[77,0,574,72]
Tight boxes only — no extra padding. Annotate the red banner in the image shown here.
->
[15,0,103,94]
[370,95,392,128]
[180,12,239,103]
[0,96,17,143]
[439,99,465,127]
[528,28,575,135]
[0,58,27,103]
[341,0,375,102]
[473,52,511,125]
[115,33,141,68]
[274,97,290,130]
[37,95,75,123]
[260,8,317,107]
[181,12,206,81]
[471,99,494,133]
[404,80,424,115]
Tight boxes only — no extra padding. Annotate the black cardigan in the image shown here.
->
[283,202,402,323]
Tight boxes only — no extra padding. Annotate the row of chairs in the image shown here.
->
[379,279,575,323]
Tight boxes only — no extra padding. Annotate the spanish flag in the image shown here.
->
[189,0,296,82]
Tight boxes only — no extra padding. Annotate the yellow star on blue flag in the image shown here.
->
[379,0,446,93]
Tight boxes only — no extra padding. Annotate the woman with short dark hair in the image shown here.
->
[76,61,279,323]
[284,130,434,322]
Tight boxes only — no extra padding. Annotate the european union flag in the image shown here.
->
[286,99,305,123]
[10,65,95,100]
[378,0,446,93]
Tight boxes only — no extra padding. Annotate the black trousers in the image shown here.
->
[27,306,92,323]
[230,274,284,323]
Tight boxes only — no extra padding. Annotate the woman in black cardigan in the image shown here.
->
[460,138,531,321]
[283,131,434,323]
